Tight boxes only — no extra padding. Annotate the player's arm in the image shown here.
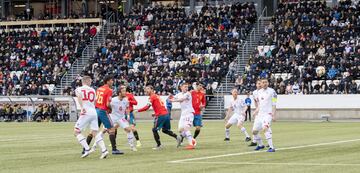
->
[224,106,233,122]
[200,93,206,109]
[75,89,85,114]
[138,99,152,112]
[171,93,189,102]
[241,100,248,116]
[129,94,138,106]
[271,91,277,121]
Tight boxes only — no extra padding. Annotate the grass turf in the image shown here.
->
[0,121,360,173]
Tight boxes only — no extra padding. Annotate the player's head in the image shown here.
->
[261,78,269,89]
[145,85,154,95]
[196,82,203,91]
[256,79,262,90]
[180,82,189,92]
[103,75,114,87]
[81,76,92,86]
[118,86,127,98]
[231,88,238,98]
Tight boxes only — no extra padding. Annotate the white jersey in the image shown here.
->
[252,89,260,105]
[230,97,245,115]
[256,87,277,115]
[110,97,129,119]
[75,85,97,116]
[174,91,194,115]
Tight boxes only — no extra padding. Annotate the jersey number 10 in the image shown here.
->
[81,90,95,102]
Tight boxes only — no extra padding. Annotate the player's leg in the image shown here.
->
[225,115,238,141]
[263,116,275,152]
[99,110,122,154]
[237,121,251,142]
[179,115,195,149]
[89,116,109,159]
[152,116,162,149]
[130,112,142,147]
[74,116,92,158]
[252,117,265,150]
[193,115,203,139]
[119,118,136,151]
[161,115,177,139]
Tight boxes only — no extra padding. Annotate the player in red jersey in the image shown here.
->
[137,85,180,150]
[125,88,142,147]
[191,82,206,139]
[84,75,124,155]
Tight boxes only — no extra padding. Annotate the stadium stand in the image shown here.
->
[242,0,360,94]
[0,25,99,96]
[67,2,257,96]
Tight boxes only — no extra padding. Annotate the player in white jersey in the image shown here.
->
[110,86,137,151]
[249,79,262,146]
[91,86,137,152]
[74,76,108,159]
[224,89,251,142]
[252,78,277,152]
[170,83,196,150]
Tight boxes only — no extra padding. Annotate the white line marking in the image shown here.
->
[174,161,360,167]
[169,138,360,163]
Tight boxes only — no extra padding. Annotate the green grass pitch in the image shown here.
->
[1,121,360,173]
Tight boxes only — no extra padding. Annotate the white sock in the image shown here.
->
[185,130,193,145]
[95,132,107,152]
[76,134,90,151]
[265,128,274,149]
[127,132,135,148]
[240,127,250,138]
[225,128,230,139]
[252,135,257,143]
[254,134,263,146]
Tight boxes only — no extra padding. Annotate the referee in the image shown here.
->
[244,92,252,122]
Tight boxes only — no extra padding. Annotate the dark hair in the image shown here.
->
[146,85,154,90]
[103,75,113,84]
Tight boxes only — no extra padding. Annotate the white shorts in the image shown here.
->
[75,114,99,132]
[110,115,130,129]
[178,113,194,130]
[227,113,245,125]
[252,114,272,131]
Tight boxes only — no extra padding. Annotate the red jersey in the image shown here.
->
[138,93,168,116]
[126,92,138,112]
[191,90,206,115]
[95,85,113,111]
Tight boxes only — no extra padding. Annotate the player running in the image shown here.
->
[249,79,262,146]
[191,82,206,140]
[125,87,142,147]
[224,88,251,142]
[94,75,123,155]
[171,83,196,150]
[252,78,277,152]
[74,76,108,159]
[138,85,179,150]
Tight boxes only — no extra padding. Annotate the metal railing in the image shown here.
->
[53,13,115,95]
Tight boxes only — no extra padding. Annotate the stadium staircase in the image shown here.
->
[52,14,116,95]
[202,9,271,119]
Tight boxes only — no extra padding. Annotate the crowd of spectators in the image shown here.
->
[32,103,70,122]
[0,103,69,122]
[0,25,99,96]
[242,0,360,94]
[69,2,257,96]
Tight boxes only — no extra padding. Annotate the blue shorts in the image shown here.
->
[154,114,171,131]
[193,114,203,127]
[125,111,136,125]
[96,109,113,129]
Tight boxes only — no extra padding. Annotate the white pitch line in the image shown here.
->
[174,161,360,167]
[169,138,360,163]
